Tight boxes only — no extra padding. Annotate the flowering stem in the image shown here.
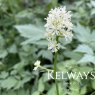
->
[54,51,59,95]
[40,66,53,72]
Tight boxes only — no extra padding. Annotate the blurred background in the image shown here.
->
[0,0,95,95]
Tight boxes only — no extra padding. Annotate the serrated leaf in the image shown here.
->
[58,60,78,73]
[74,24,91,43]
[15,25,45,41]
[74,44,93,55]
[64,50,83,60]
[0,71,8,79]
[1,77,18,90]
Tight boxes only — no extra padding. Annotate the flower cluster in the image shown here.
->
[33,60,41,70]
[33,60,53,71]
[44,6,73,52]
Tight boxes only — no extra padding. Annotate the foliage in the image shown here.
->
[0,0,95,95]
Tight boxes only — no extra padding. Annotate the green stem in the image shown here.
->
[40,66,53,72]
[54,52,59,95]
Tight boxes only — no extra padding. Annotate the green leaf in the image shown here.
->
[78,54,95,64]
[91,9,95,15]
[0,71,8,79]
[15,24,45,41]
[92,80,95,89]
[47,84,56,95]
[91,0,95,7]
[64,50,83,61]
[32,91,40,95]
[70,80,80,95]
[75,66,93,73]
[74,24,91,43]
[13,62,26,71]
[8,44,17,54]
[14,73,32,90]
[38,50,53,61]
[0,50,8,58]
[14,81,23,90]
[15,9,33,18]
[58,60,78,72]
[74,44,93,55]
[21,75,32,84]
[80,86,87,94]
[38,78,44,92]
[47,84,64,95]
[0,35,5,48]
[21,39,48,46]
[1,77,18,90]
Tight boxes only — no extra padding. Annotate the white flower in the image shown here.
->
[45,6,73,36]
[44,6,73,52]
[48,41,61,52]
[63,31,73,41]
[33,60,41,70]
[45,31,54,41]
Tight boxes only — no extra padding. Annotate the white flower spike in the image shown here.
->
[45,6,73,52]
[48,41,61,52]
[33,60,41,70]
